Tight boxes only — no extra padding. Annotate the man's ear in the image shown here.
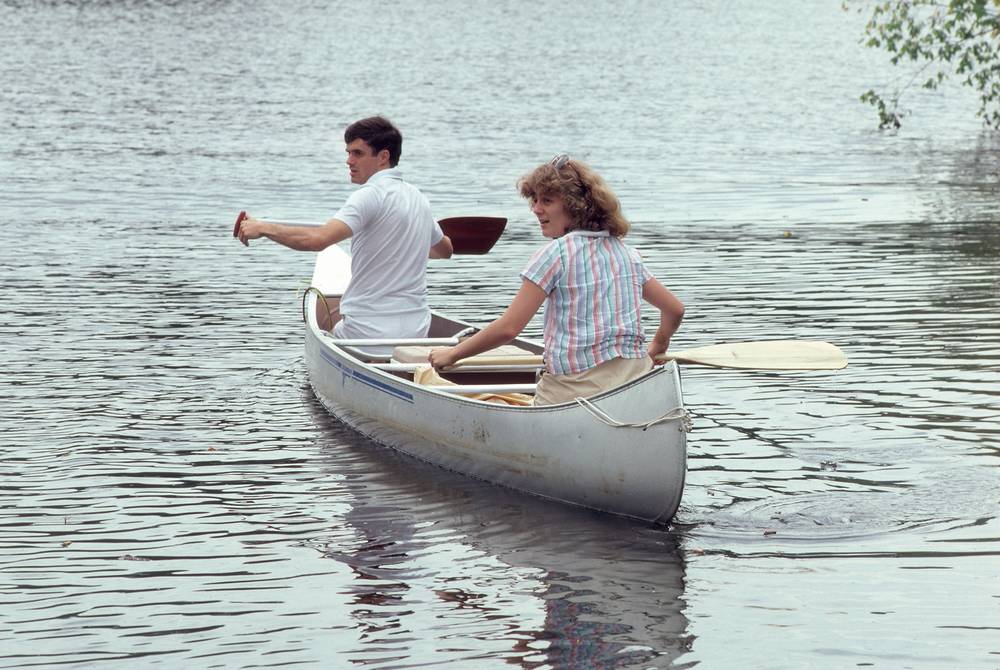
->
[377,148,391,166]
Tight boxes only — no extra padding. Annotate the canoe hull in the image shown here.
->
[305,326,688,524]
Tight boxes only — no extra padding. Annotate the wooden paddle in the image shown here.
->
[232,212,506,255]
[449,340,848,371]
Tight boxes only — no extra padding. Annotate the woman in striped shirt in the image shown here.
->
[429,155,684,405]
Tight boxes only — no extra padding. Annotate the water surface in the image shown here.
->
[2,1,998,668]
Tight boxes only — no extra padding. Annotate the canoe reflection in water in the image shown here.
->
[308,399,692,667]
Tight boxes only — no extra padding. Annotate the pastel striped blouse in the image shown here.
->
[520,230,653,375]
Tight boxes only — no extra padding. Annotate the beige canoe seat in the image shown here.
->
[410,366,533,406]
[391,344,535,365]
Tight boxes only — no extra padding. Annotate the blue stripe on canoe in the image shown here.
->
[319,348,414,403]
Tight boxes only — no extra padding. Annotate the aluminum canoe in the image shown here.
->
[303,244,689,524]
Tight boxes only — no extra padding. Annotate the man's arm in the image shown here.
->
[429,235,453,259]
[237,215,353,251]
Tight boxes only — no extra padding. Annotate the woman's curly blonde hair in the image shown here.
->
[517,156,630,237]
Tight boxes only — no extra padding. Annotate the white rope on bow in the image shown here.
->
[574,397,692,432]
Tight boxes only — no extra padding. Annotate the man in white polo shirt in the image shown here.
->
[237,116,453,343]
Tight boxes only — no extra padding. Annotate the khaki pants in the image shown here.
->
[533,356,653,406]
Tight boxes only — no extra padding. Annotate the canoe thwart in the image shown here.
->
[327,327,478,349]
[376,363,543,374]
[392,343,538,366]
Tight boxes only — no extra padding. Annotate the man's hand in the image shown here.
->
[429,235,453,259]
[236,214,266,247]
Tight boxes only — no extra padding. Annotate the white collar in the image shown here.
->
[565,229,610,238]
[366,167,402,183]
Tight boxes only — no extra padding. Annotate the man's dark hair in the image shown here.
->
[344,116,403,166]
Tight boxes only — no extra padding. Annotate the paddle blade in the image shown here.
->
[439,216,506,254]
[661,340,847,370]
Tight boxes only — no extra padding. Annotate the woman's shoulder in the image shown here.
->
[536,234,574,253]
[610,236,643,259]
[525,237,564,264]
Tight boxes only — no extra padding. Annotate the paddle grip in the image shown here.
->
[233,210,247,238]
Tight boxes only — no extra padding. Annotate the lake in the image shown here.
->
[1,1,997,668]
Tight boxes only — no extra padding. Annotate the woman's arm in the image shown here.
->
[429,279,547,369]
[643,278,685,361]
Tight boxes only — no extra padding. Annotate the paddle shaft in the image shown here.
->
[450,340,847,371]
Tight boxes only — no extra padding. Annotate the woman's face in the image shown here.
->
[530,193,572,239]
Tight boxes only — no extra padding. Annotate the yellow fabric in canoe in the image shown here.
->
[412,365,533,406]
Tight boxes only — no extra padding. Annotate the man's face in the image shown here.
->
[345,138,387,184]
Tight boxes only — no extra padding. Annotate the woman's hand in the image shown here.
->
[647,336,670,364]
[428,347,460,370]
